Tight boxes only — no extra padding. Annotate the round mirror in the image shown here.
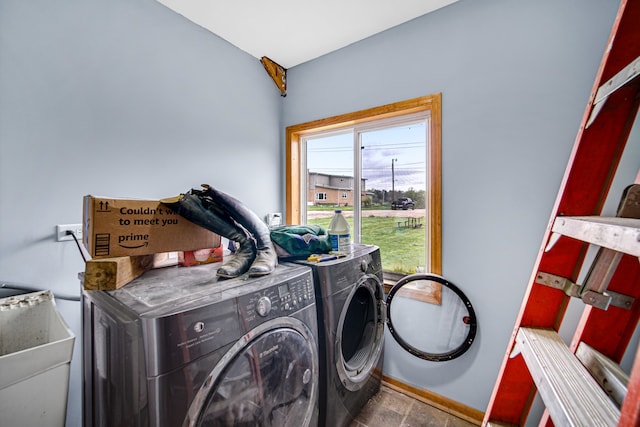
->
[386,274,477,362]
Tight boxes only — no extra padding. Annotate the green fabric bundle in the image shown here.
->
[270,225,332,259]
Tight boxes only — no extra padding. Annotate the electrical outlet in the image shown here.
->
[57,224,83,242]
[266,212,282,228]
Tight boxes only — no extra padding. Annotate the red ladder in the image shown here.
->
[483,0,640,425]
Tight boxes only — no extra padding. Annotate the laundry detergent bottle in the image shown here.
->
[328,210,351,254]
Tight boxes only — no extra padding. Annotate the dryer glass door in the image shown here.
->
[192,328,315,427]
[386,274,477,362]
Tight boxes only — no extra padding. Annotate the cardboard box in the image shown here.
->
[83,196,221,259]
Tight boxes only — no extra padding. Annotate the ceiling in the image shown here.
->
[155,0,460,69]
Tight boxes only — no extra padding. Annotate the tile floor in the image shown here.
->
[349,385,479,427]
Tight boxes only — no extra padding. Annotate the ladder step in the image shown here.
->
[514,327,620,426]
[551,216,640,257]
[575,342,629,408]
[587,55,640,127]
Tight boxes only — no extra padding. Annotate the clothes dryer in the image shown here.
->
[82,263,319,427]
[295,242,480,427]
[295,244,385,427]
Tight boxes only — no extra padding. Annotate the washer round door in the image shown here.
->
[386,273,477,362]
[183,318,318,427]
[335,273,385,391]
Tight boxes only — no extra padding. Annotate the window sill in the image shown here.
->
[383,271,406,293]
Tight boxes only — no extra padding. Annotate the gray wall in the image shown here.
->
[2,0,639,425]
[283,0,639,415]
[0,0,282,425]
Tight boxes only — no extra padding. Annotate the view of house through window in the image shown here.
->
[286,94,442,276]
[302,117,428,274]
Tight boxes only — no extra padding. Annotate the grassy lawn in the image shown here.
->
[307,215,426,274]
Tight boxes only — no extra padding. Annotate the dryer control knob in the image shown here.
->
[360,259,369,272]
[256,296,272,317]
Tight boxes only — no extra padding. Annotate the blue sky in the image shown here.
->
[306,122,426,191]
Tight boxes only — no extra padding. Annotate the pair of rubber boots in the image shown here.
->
[161,184,277,278]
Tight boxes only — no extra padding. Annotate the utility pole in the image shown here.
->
[391,158,397,205]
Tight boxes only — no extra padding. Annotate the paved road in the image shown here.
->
[307,209,425,219]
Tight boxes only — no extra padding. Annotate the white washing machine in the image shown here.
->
[82,263,319,427]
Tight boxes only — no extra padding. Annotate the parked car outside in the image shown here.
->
[391,197,415,210]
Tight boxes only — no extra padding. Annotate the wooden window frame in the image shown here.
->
[285,93,442,274]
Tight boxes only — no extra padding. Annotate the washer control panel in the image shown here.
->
[256,296,272,317]
[277,275,314,312]
[238,269,315,328]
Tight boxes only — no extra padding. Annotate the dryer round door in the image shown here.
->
[335,273,385,392]
[386,273,477,362]
[183,317,318,427]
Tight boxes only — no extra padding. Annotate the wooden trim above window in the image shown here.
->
[285,93,442,274]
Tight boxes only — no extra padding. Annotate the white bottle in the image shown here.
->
[328,210,351,253]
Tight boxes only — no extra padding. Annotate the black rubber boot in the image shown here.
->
[198,184,278,277]
[160,192,257,278]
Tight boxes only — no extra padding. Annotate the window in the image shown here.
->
[316,192,327,201]
[286,94,442,275]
